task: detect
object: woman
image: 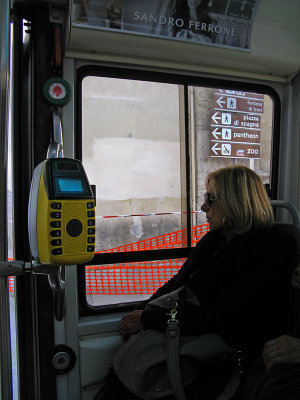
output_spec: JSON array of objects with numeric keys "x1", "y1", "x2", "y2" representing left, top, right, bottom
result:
[{"x1": 95, "y1": 165, "x2": 297, "y2": 400}]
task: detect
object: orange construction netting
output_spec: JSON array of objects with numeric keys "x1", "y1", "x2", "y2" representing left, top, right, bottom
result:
[{"x1": 85, "y1": 223, "x2": 209, "y2": 295}]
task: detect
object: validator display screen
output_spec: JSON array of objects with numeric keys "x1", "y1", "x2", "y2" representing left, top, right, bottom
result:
[{"x1": 56, "y1": 178, "x2": 84, "y2": 193}]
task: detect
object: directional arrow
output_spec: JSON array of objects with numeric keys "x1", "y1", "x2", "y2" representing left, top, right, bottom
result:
[
  {"x1": 211, "y1": 143, "x2": 221, "y2": 155},
  {"x1": 212, "y1": 128, "x2": 221, "y2": 139},
  {"x1": 211, "y1": 112, "x2": 221, "y2": 124},
  {"x1": 216, "y1": 96, "x2": 225, "y2": 108}
]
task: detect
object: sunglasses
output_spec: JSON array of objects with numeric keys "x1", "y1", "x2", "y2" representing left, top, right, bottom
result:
[{"x1": 204, "y1": 192, "x2": 217, "y2": 209}]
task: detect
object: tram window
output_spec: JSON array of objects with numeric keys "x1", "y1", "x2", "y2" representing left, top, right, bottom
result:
[{"x1": 81, "y1": 76, "x2": 274, "y2": 307}]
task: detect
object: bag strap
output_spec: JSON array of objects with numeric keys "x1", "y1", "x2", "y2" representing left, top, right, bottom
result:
[
  {"x1": 166, "y1": 318, "x2": 188, "y2": 400},
  {"x1": 166, "y1": 305, "x2": 242, "y2": 400}
]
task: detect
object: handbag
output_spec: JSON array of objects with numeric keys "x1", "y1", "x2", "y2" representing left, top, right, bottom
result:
[{"x1": 113, "y1": 285, "x2": 242, "y2": 400}]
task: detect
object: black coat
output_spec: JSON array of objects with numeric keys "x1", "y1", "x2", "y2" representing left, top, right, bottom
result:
[
  {"x1": 141, "y1": 228, "x2": 297, "y2": 371},
  {"x1": 95, "y1": 227, "x2": 297, "y2": 400}
]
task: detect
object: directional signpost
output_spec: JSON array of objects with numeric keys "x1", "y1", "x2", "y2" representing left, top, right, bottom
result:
[{"x1": 210, "y1": 90, "x2": 264, "y2": 160}]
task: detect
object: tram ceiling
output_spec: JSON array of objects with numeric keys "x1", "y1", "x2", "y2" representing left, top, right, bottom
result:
[{"x1": 65, "y1": 0, "x2": 300, "y2": 82}]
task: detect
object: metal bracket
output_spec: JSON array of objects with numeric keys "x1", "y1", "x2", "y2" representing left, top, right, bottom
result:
[
  {"x1": 0, "y1": 260, "x2": 26, "y2": 277},
  {"x1": 31, "y1": 263, "x2": 66, "y2": 321},
  {"x1": 48, "y1": 266, "x2": 66, "y2": 321},
  {"x1": 47, "y1": 107, "x2": 64, "y2": 159},
  {"x1": 0, "y1": 260, "x2": 66, "y2": 321}
]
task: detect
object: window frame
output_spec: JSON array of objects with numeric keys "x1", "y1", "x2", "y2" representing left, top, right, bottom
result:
[{"x1": 76, "y1": 65, "x2": 281, "y2": 317}]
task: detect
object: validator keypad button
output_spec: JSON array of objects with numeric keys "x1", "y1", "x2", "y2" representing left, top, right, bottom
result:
[
  {"x1": 50, "y1": 221, "x2": 61, "y2": 228},
  {"x1": 51, "y1": 202, "x2": 62, "y2": 210},
  {"x1": 50, "y1": 230, "x2": 61, "y2": 237},
  {"x1": 52, "y1": 248, "x2": 63, "y2": 255},
  {"x1": 51, "y1": 239, "x2": 62, "y2": 246},
  {"x1": 50, "y1": 212, "x2": 61, "y2": 219}
]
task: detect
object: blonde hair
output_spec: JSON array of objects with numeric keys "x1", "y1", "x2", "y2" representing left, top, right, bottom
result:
[{"x1": 206, "y1": 165, "x2": 274, "y2": 233}]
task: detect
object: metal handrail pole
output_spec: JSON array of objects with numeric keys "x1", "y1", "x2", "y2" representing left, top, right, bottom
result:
[{"x1": 0, "y1": 0, "x2": 13, "y2": 399}]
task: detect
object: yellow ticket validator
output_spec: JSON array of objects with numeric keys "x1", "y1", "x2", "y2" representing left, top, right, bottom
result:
[{"x1": 28, "y1": 158, "x2": 96, "y2": 265}]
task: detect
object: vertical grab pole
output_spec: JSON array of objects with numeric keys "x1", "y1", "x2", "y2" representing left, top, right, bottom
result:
[{"x1": 0, "y1": 0, "x2": 13, "y2": 399}]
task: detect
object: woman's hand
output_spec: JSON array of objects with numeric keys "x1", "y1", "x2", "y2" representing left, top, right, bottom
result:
[
  {"x1": 119, "y1": 310, "x2": 143, "y2": 338},
  {"x1": 292, "y1": 266, "x2": 300, "y2": 289},
  {"x1": 263, "y1": 335, "x2": 300, "y2": 371}
]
